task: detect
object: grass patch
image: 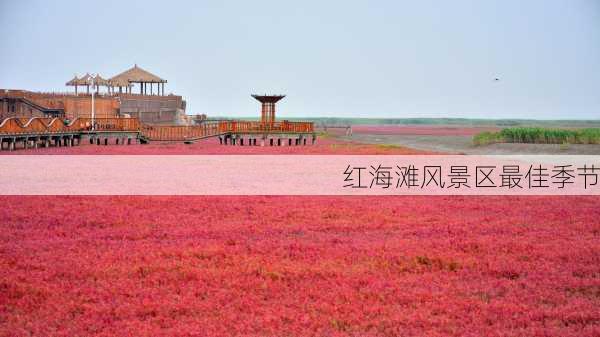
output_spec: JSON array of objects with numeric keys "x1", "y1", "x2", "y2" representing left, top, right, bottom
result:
[
  {"x1": 473, "y1": 127, "x2": 600, "y2": 146},
  {"x1": 473, "y1": 131, "x2": 502, "y2": 146},
  {"x1": 376, "y1": 144, "x2": 403, "y2": 149}
]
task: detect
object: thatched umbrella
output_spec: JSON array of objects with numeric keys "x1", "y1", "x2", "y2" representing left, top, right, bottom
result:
[
  {"x1": 93, "y1": 74, "x2": 111, "y2": 93},
  {"x1": 66, "y1": 75, "x2": 81, "y2": 94},
  {"x1": 78, "y1": 73, "x2": 92, "y2": 94}
]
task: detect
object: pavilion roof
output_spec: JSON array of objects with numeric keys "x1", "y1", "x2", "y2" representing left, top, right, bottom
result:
[
  {"x1": 109, "y1": 64, "x2": 166, "y2": 84},
  {"x1": 78, "y1": 73, "x2": 92, "y2": 85},
  {"x1": 251, "y1": 94, "x2": 286, "y2": 103},
  {"x1": 108, "y1": 77, "x2": 132, "y2": 87},
  {"x1": 93, "y1": 74, "x2": 110, "y2": 86},
  {"x1": 66, "y1": 75, "x2": 79, "y2": 86}
]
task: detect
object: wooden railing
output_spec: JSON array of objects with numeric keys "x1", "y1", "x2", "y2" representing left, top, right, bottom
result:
[
  {"x1": 0, "y1": 117, "x2": 140, "y2": 135},
  {"x1": 217, "y1": 120, "x2": 314, "y2": 134},
  {"x1": 0, "y1": 117, "x2": 314, "y2": 141},
  {"x1": 141, "y1": 122, "x2": 221, "y2": 141}
]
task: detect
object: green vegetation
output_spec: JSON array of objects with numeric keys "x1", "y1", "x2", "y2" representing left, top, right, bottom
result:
[
  {"x1": 376, "y1": 144, "x2": 403, "y2": 149},
  {"x1": 473, "y1": 127, "x2": 600, "y2": 146},
  {"x1": 473, "y1": 131, "x2": 502, "y2": 146}
]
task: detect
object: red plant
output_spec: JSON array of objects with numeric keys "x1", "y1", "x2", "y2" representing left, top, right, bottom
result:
[
  {"x1": 0, "y1": 136, "x2": 434, "y2": 155},
  {"x1": 1, "y1": 196, "x2": 599, "y2": 336}
]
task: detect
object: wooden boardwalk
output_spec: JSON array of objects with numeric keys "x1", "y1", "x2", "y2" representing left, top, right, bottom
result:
[{"x1": 0, "y1": 117, "x2": 315, "y2": 150}]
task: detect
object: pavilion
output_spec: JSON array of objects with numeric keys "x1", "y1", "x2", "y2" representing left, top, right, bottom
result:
[
  {"x1": 66, "y1": 73, "x2": 114, "y2": 94},
  {"x1": 109, "y1": 64, "x2": 167, "y2": 95},
  {"x1": 252, "y1": 94, "x2": 285, "y2": 127},
  {"x1": 66, "y1": 73, "x2": 93, "y2": 94}
]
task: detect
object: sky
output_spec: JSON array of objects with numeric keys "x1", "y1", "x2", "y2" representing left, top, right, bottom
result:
[{"x1": 1, "y1": 0, "x2": 599, "y2": 119}]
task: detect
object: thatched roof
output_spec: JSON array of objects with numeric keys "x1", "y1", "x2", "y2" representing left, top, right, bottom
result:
[
  {"x1": 66, "y1": 75, "x2": 80, "y2": 86},
  {"x1": 93, "y1": 74, "x2": 110, "y2": 86},
  {"x1": 109, "y1": 64, "x2": 166, "y2": 83},
  {"x1": 78, "y1": 73, "x2": 92, "y2": 85},
  {"x1": 65, "y1": 73, "x2": 92, "y2": 86},
  {"x1": 108, "y1": 77, "x2": 132, "y2": 87}
]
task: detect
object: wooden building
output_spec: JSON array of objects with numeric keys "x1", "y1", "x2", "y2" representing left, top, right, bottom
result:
[
  {"x1": 0, "y1": 90, "x2": 119, "y2": 120},
  {"x1": 2, "y1": 65, "x2": 187, "y2": 124}
]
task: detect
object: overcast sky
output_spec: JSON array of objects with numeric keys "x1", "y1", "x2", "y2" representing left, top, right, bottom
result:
[{"x1": 1, "y1": 0, "x2": 599, "y2": 119}]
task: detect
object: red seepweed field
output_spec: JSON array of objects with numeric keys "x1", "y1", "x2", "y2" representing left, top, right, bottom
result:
[
  {"x1": 1, "y1": 140, "x2": 599, "y2": 336},
  {"x1": 0, "y1": 137, "x2": 433, "y2": 155}
]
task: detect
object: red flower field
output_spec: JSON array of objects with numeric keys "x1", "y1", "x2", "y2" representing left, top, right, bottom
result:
[
  {"x1": 1, "y1": 195, "x2": 599, "y2": 336},
  {"x1": 0, "y1": 137, "x2": 432, "y2": 155},
  {"x1": 1, "y1": 138, "x2": 598, "y2": 336}
]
